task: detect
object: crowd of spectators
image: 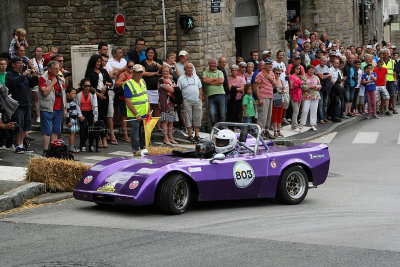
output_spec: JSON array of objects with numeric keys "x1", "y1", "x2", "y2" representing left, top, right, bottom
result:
[{"x1": 0, "y1": 27, "x2": 399, "y2": 155}]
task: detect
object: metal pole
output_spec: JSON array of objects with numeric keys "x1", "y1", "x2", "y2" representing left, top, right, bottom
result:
[
  {"x1": 162, "y1": 0, "x2": 167, "y2": 59},
  {"x1": 361, "y1": 0, "x2": 365, "y2": 44},
  {"x1": 176, "y1": 9, "x2": 181, "y2": 53}
]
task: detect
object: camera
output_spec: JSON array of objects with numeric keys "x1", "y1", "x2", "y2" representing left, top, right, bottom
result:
[
  {"x1": 29, "y1": 69, "x2": 34, "y2": 75},
  {"x1": 55, "y1": 92, "x2": 61, "y2": 97}
]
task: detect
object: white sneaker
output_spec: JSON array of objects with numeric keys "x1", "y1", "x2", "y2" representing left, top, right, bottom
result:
[
  {"x1": 310, "y1": 125, "x2": 317, "y2": 131},
  {"x1": 36, "y1": 117, "x2": 40, "y2": 123}
]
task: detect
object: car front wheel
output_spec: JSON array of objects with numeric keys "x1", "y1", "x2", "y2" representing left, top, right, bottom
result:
[
  {"x1": 276, "y1": 165, "x2": 308, "y2": 205},
  {"x1": 157, "y1": 174, "x2": 191, "y2": 214}
]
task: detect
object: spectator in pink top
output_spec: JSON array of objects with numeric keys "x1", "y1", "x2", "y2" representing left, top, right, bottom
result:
[
  {"x1": 289, "y1": 64, "x2": 304, "y2": 130},
  {"x1": 254, "y1": 59, "x2": 278, "y2": 139},
  {"x1": 227, "y1": 64, "x2": 244, "y2": 122}
]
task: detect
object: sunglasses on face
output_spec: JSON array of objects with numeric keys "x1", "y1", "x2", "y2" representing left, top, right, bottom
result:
[
  {"x1": 240, "y1": 66, "x2": 246, "y2": 68},
  {"x1": 128, "y1": 65, "x2": 134, "y2": 68},
  {"x1": 58, "y1": 60, "x2": 64, "y2": 63},
  {"x1": 83, "y1": 85, "x2": 91, "y2": 88},
  {"x1": 275, "y1": 72, "x2": 281, "y2": 75}
]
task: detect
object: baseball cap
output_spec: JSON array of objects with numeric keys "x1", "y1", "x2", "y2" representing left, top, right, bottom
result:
[
  {"x1": 366, "y1": 45, "x2": 373, "y2": 49},
  {"x1": 316, "y1": 49, "x2": 322, "y2": 54},
  {"x1": 238, "y1": 61, "x2": 247, "y2": 67},
  {"x1": 132, "y1": 64, "x2": 144, "y2": 72},
  {"x1": 179, "y1": 50, "x2": 188, "y2": 56},
  {"x1": 262, "y1": 50, "x2": 271, "y2": 55},
  {"x1": 293, "y1": 55, "x2": 300, "y2": 59},
  {"x1": 264, "y1": 59, "x2": 273, "y2": 64},
  {"x1": 304, "y1": 30, "x2": 310, "y2": 35},
  {"x1": 10, "y1": 56, "x2": 22, "y2": 64},
  {"x1": 329, "y1": 51, "x2": 336, "y2": 56}
]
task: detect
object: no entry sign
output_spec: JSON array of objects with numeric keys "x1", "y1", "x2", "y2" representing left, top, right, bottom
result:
[{"x1": 115, "y1": 14, "x2": 126, "y2": 35}]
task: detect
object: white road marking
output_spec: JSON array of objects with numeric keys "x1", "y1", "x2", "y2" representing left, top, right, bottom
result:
[
  {"x1": 310, "y1": 132, "x2": 338, "y2": 144},
  {"x1": 108, "y1": 151, "x2": 133, "y2": 157},
  {"x1": 352, "y1": 132, "x2": 379, "y2": 144},
  {"x1": 82, "y1": 156, "x2": 112, "y2": 161},
  {"x1": 0, "y1": 166, "x2": 27, "y2": 181}
]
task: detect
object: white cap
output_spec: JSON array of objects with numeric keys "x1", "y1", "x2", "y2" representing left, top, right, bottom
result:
[
  {"x1": 262, "y1": 50, "x2": 271, "y2": 55},
  {"x1": 179, "y1": 50, "x2": 188, "y2": 56},
  {"x1": 132, "y1": 64, "x2": 144, "y2": 72},
  {"x1": 366, "y1": 45, "x2": 373, "y2": 49}
]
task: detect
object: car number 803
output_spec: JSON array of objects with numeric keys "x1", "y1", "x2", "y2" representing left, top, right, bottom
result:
[{"x1": 233, "y1": 161, "x2": 255, "y2": 188}]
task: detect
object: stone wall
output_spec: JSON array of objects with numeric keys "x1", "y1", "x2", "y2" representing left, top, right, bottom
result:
[
  {"x1": 300, "y1": 0, "x2": 362, "y2": 47},
  {"x1": 25, "y1": 0, "x2": 116, "y2": 68},
  {"x1": 259, "y1": 0, "x2": 288, "y2": 55}
]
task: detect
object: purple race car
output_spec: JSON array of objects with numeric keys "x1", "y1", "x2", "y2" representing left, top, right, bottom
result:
[{"x1": 74, "y1": 122, "x2": 330, "y2": 214}]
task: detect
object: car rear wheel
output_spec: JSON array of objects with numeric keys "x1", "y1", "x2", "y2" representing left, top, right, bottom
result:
[
  {"x1": 276, "y1": 165, "x2": 308, "y2": 205},
  {"x1": 157, "y1": 174, "x2": 191, "y2": 214}
]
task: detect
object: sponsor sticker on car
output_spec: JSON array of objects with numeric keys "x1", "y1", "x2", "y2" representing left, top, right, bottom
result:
[
  {"x1": 97, "y1": 180, "x2": 118, "y2": 192},
  {"x1": 129, "y1": 180, "x2": 139, "y2": 190},
  {"x1": 233, "y1": 161, "x2": 255, "y2": 188}
]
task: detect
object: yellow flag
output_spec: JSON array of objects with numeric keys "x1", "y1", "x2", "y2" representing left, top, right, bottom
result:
[{"x1": 144, "y1": 117, "x2": 160, "y2": 148}]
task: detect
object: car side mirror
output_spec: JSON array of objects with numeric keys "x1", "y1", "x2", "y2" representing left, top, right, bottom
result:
[
  {"x1": 210, "y1": 153, "x2": 225, "y2": 163},
  {"x1": 239, "y1": 126, "x2": 249, "y2": 142}
]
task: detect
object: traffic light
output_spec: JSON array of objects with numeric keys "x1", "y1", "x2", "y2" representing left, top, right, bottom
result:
[{"x1": 180, "y1": 15, "x2": 195, "y2": 32}]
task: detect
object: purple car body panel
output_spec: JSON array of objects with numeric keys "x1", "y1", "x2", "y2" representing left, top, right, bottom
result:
[{"x1": 74, "y1": 138, "x2": 330, "y2": 206}]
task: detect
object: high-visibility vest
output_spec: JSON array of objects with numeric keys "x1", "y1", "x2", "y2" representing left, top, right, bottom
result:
[
  {"x1": 383, "y1": 59, "x2": 395, "y2": 82},
  {"x1": 125, "y1": 79, "x2": 149, "y2": 117}
]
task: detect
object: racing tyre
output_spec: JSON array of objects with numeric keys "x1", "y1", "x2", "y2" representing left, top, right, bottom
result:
[
  {"x1": 276, "y1": 165, "x2": 308, "y2": 205},
  {"x1": 157, "y1": 174, "x2": 191, "y2": 214}
]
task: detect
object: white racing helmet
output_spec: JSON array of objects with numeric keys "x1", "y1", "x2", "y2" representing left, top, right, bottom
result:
[{"x1": 215, "y1": 129, "x2": 237, "y2": 154}]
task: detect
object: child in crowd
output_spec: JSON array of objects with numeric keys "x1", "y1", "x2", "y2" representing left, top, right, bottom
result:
[
  {"x1": 362, "y1": 64, "x2": 378, "y2": 119},
  {"x1": 355, "y1": 60, "x2": 365, "y2": 114},
  {"x1": 43, "y1": 46, "x2": 58, "y2": 67},
  {"x1": 242, "y1": 84, "x2": 256, "y2": 123},
  {"x1": 9, "y1": 28, "x2": 29, "y2": 58},
  {"x1": 66, "y1": 88, "x2": 81, "y2": 153}
]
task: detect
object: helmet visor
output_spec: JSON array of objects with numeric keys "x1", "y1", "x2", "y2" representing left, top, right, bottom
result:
[{"x1": 216, "y1": 138, "x2": 229, "y2": 147}]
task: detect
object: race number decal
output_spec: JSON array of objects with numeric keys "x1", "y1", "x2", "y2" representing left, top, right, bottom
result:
[{"x1": 233, "y1": 161, "x2": 255, "y2": 188}]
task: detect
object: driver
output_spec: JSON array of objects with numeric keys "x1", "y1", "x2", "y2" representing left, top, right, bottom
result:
[{"x1": 215, "y1": 129, "x2": 239, "y2": 156}]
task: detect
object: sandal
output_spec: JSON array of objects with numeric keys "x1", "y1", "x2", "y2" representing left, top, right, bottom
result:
[
  {"x1": 163, "y1": 140, "x2": 172, "y2": 145},
  {"x1": 188, "y1": 136, "x2": 195, "y2": 142},
  {"x1": 194, "y1": 136, "x2": 201, "y2": 142},
  {"x1": 110, "y1": 139, "x2": 118, "y2": 145},
  {"x1": 273, "y1": 131, "x2": 279, "y2": 137},
  {"x1": 277, "y1": 131, "x2": 284, "y2": 137},
  {"x1": 170, "y1": 139, "x2": 178, "y2": 144},
  {"x1": 123, "y1": 137, "x2": 131, "y2": 142}
]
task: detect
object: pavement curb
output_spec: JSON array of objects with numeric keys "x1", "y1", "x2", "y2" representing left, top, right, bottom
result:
[
  {"x1": 0, "y1": 182, "x2": 45, "y2": 212},
  {"x1": 33, "y1": 192, "x2": 73, "y2": 205},
  {"x1": 276, "y1": 115, "x2": 364, "y2": 146}
]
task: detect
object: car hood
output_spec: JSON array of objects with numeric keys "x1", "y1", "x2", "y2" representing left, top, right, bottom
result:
[{"x1": 76, "y1": 154, "x2": 208, "y2": 194}]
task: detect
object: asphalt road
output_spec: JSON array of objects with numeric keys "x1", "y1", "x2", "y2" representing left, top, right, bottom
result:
[{"x1": 1, "y1": 115, "x2": 400, "y2": 266}]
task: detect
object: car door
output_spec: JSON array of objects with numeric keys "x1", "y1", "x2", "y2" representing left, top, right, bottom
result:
[{"x1": 192, "y1": 154, "x2": 269, "y2": 201}]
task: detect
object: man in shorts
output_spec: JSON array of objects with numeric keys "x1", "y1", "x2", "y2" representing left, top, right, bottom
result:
[
  {"x1": 177, "y1": 63, "x2": 202, "y2": 142},
  {"x1": 382, "y1": 49, "x2": 398, "y2": 114},
  {"x1": 373, "y1": 60, "x2": 390, "y2": 115}
]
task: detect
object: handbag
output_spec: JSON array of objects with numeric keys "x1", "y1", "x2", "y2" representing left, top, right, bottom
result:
[{"x1": 273, "y1": 92, "x2": 283, "y2": 107}]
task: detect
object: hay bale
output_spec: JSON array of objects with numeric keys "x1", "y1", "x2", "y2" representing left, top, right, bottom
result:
[
  {"x1": 26, "y1": 157, "x2": 90, "y2": 192},
  {"x1": 134, "y1": 146, "x2": 184, "y2": 156}
]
